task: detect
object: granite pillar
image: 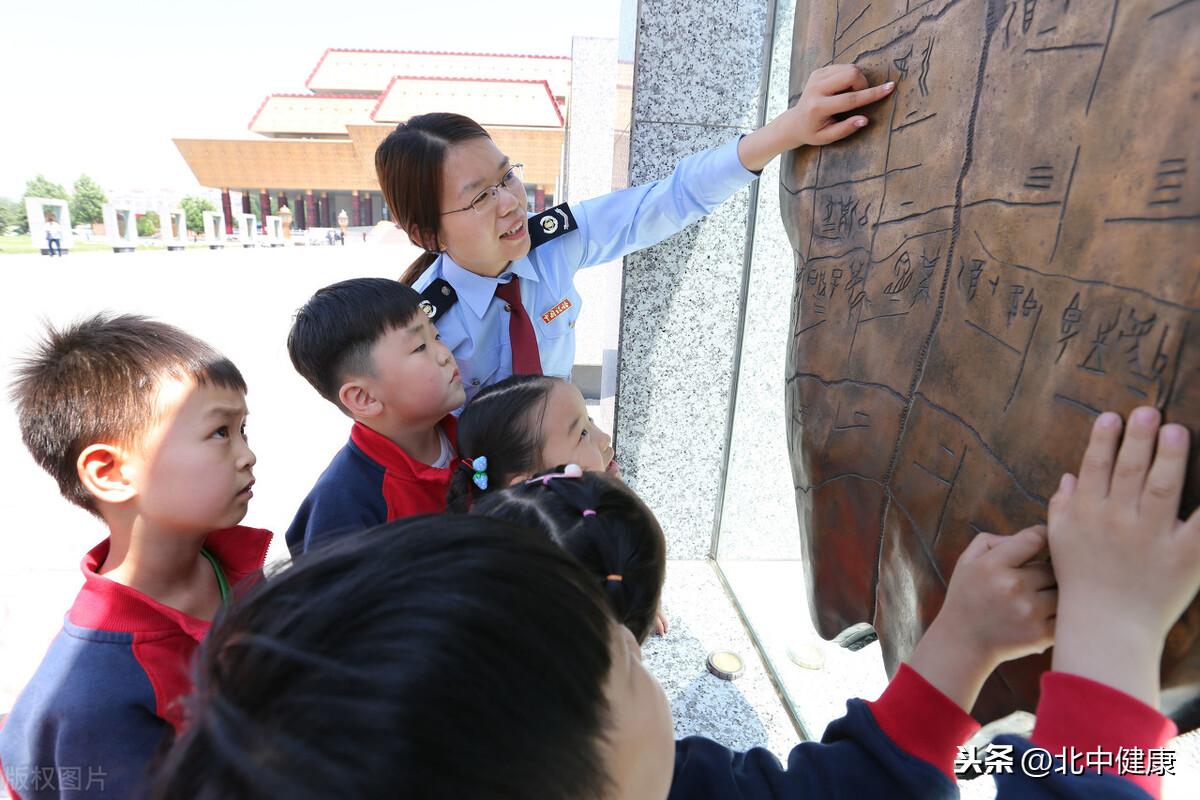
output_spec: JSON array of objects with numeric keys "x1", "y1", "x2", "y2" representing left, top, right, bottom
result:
[
  {"x1": 259, "y1": 189, "x2": 272, "y2": 222},
  {"x1": 320, "y1": 192, "x2": 331, "y2": 228},
  {"x1": 363, "y1": 192, "x2": 373, "y2": 226},
  {"x1": 351, "y1": 190, "x2": 361, "y2": 226},
  {"x1": 712, "y1": 0, "x2": 801, "y2": 561},
  {"x1": 305, "y1": 191, "x2": 316, "y2": 231},
  {"x1": 615, "y1": 0, "x2": 772, "y2": 559},
  {"x1": 241, "y1": 192, "x2": 252, "y2": 216}
]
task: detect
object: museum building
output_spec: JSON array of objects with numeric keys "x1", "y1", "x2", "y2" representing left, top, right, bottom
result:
[{"x1": 174, "y1": 48, "x2": 572, "y2": 231}]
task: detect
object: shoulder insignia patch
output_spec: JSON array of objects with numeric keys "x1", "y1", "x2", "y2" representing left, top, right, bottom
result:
[
  {"x1": 418, "y1": 278, "x2": 457, "y2": 323},
  {"x1": 528, "y1": 203, "x2": 577, "y2": 249}
]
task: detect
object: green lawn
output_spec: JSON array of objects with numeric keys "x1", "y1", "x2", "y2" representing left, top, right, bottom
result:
[{"x1": 0, "y1": 234, "x2": 206, "y2": 254}]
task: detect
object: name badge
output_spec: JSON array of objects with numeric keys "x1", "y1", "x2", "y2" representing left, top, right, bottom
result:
[{"x1": 541, "y1": 298, "x2": 573, "y2": 324}]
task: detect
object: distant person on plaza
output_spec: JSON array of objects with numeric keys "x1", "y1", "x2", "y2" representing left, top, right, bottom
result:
[
  {"x1": 285, "y1": 277, "x2": 465, "y2": 556},
  {"x1": 44, "y1": 214, "x2": 63, "y2": 256},
  {"x1": 376, "y1": 64, "x2": 895, "y2": 407},
  {"x1": 0, "y1": 314, "x2": 269, "y2": 800}
]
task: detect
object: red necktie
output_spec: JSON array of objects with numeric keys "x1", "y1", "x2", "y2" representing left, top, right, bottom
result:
[{"x1": 495, "y1": 276, "x2": 543, "y2": 376}]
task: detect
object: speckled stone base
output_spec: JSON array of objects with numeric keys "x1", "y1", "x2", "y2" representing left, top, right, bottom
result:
[{"x1": 644, "y1": 560, "x2": 798, "y2": 758}]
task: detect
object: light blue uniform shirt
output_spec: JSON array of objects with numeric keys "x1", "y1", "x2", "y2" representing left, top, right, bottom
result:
[{"x1": 414, "y1": 136, "x2": 758, "y2": 406}]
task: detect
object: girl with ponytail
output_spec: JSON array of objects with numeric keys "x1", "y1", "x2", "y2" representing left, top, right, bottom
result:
[
  {"x1": 446, "y1": 374, "x2": 618, "y2": 513},
  {"x1": 471, "y1": 465, "x2": 666, "y2": 643}
]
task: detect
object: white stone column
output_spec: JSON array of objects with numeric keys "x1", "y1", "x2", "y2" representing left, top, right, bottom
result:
[{"x1": 565, "y1": 36, "x2": 621, "y2": 432}]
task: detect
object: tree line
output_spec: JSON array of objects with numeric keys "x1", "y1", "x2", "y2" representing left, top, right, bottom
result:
[{"x1": 0, "y1": 176, "x2": 215, "y2": 237}]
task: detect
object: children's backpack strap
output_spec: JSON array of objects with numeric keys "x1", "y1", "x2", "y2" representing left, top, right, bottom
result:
[
  {"x1": 528, "y1": 203, "x2": 577, "y2": 249},
  {"x1": 419, "y1": 279, "x2": 457, "y2": 323}
]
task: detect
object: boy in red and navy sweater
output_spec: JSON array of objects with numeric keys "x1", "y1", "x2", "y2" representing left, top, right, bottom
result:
[
  {"x1": 285, "y1": 278, "x2": 467, "y2": 556},
  {"x1": 0, "y1": 315, "x2": 272, "y2": 800}
]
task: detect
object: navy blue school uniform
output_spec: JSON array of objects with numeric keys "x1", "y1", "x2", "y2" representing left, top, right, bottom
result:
[
  {"x1": 0, "y1": 527, "x2": 272, "y2": 800},
  {"x1": 669, "y1": 664, "x2": 1174, "y2": 799},
  {"x1": 414, "y1": 136, "x2": 758, "y2": 405},
  {"x1": 285, "y1": 417, "x2": 458, "y2": 557}
]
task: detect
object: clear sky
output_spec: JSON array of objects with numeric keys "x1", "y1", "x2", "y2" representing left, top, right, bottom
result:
[{"x1": 0, "y1": 0, "x2": 626, "y2": 199}]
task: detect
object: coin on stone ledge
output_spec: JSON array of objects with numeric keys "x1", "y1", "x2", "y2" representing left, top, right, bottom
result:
[{"x1": 706, "y1": 651, "x2": 745, "y2": 680}]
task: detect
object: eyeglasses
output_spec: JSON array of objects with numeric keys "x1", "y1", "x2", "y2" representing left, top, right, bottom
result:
[{"x1": 441, "y1": 164, "x2": 525, "y2": 216}]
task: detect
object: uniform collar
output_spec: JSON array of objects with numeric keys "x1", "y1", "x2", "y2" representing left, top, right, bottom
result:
[
  {"x1": 67, "y1": 526, "x2": 273, "y2": 638},
  {"x1": 350, "y1": 417, "x2": 458, "y2": 479},
  {"x1": 438, "y1": 252, "x2": 540, "y2": 320}
]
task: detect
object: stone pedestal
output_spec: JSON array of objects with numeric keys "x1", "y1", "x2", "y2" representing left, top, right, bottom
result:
[
  {"x1": 234, "y1": 213, "x2": 257, "y2": 247},
  {"x1": 615, "y1": 0, "x2": 772, "y2": 560},
  {"x1": 264, "y1": 215, "x2": 284, "y2": 246},
  {"x1": 202, "y1": 210, "x2": 226, "y2": 249},
  {"x1": 102, "y1": 204, "x2": 138, "y2": 253},
  {"x1": 158, "y1": 207, "x2": 187, "y2": 251}
]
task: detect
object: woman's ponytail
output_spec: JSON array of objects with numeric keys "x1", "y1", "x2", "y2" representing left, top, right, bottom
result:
[{"x1": 400, "y1": 251, "x2": 439, "y2": 286}]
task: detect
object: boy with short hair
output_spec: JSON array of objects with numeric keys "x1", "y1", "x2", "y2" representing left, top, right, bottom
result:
[
  {"x1": 285, "y1": 277, "x2": 466, "y2": 556},
  {"x1": 0, "y1": 314, "x2": 271, "y2": 800}
]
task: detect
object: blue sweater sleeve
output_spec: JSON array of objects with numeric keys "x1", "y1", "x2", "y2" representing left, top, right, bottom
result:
[
  {"x1": 285, "y1": 444, "x2": 388, "y2": 557},
  {"x1": 0, "y1": 630, "x2": 172, "y2": 799},
  {"x1": 285, "y1": 487, "x2": 386, "y2": 557},
  {"x1": 992, "y1": 736, "x2": 1156, "y2": 799},
  {"x1": 669, "y1": 700, "x2": 958, "y2": 800}
]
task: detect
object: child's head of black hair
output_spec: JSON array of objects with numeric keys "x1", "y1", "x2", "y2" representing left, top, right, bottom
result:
[
  {"x1": 447, "y1": 373, "x2": 559, "y2": 511},
  {"x1": 10, "y1": 313, "x2": 245, "y2": 515},
  {"x1": 472, "y1": 468, "x2": 666, "y2": 643},
  {"x1": 151, "y1": 514, "x2": 615, "y2": 800},
  {"x1": 287, "y1": 277, "x2": 424, "y2": 412}
]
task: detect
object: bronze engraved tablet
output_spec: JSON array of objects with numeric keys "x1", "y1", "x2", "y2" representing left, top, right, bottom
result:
[{"x1": 783, "y1": 0, "x2": 1199, "y2": 724}]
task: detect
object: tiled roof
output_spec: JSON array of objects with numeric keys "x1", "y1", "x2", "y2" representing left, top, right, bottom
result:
[
  {"x1": 249, "y1": 94, "x2": 379, "y2": 136},
  {"x1": 371, "y1": 76, "x2": 564, "y2": 128},
  {"x1": 306, "y1": 48, "x2": 571, "y2": 99}
]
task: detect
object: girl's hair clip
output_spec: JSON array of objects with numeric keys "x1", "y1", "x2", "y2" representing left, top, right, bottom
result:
[
  {"x1": 461, "y1": 456, "x2": 489, "y2": 491},
  {"x1": 525, "y1": 463, "x2": 583, "y2": 486}
]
